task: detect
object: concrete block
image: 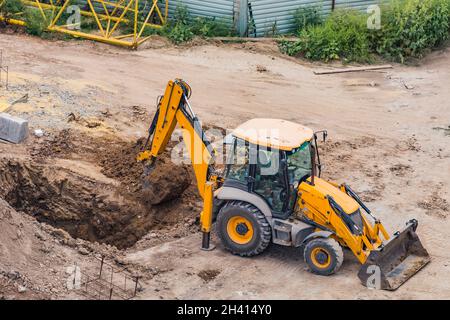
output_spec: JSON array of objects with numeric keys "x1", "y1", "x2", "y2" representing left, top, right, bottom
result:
[{"x1": 0, "y1": 113, "x2": 29, "y2": 144}]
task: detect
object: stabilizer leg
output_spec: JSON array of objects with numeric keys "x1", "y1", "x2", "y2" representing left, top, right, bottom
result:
[{"x1": 200, "y1": 182, "x2": 215, "y2": 251}]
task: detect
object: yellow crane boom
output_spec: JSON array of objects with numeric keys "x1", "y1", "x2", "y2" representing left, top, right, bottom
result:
[{"x1": 138, "y1": 79, "x2": 219, "y2": 250}]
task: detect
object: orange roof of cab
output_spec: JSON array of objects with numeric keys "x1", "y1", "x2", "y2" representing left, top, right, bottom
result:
[{"x1": 232, "y1": 118, "x2": 314, "y2": 151}]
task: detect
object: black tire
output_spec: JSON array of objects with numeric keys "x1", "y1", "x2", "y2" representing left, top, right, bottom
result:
[
  {"x1": 216, "y1": 201, "x2": 271, "y2": 257},
  {"x1": 304, "y1": 237, "x2": 343, "y2": 276}
]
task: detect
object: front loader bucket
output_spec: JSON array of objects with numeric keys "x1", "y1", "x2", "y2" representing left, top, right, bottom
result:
[{"x1": 358, "y1": 219, "x2": 430, "y2": 290}]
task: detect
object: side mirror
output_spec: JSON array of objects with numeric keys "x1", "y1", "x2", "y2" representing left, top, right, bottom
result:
[{"x1": 314, "y1": 130, "x2": 328, "y2": 143}]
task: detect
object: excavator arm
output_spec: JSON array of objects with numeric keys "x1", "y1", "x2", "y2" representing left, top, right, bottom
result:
[{"x1": 138, "y1": 79, "x2": 217, "y2": 250}]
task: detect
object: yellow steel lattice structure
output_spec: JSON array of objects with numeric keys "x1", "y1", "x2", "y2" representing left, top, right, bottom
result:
[{"x1": 0, "y1": 0, "x2": 169, "y2": 48}]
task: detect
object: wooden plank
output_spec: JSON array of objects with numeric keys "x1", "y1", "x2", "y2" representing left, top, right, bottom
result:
[{"x1": 314, "y1": 64, "x2": 393, "y2": 75}]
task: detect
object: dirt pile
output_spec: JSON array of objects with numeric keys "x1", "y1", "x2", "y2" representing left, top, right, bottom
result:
[
  {"x1": 0, "y1": 197, "x2": 133, "y2": 300},
  {"x1": 0, "y1": 158, "x2": 155, "y2": 249},
  {"x1": 30, "y1": 129, "x2": 74, "y2": 159},
  {"x1": 2, "y1": 129, "x2": 196, "y2": 249},
  {"x1": 141, "y1": 159, "x2": 191, "y2": 205},
  {"x1": 0, "y1": 199, "x2": 69, "y2": 299},
  {"x1": 31, "y1": 130, "x2": 193, "y2": 205},
  {"x1": 96, "y1": 137, "x2": 192, "y2": 205}
]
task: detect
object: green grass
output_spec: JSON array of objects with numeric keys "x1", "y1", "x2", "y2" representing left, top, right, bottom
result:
[
  {"x1": 161, "y1": 5, "x2": 236, "y2": 44},
  {"x1": 23, "y1": 8, "x2": 47, "y2": 36},
  {"x1": 3, "y1": 0, "x2": 449, "y2": 58},
  {"x1": 371, "y1": 0, "x2": 450, "y2": 62},
  {"x1": 0, "y1": 0, "x2": 24, "y2": 18},
  {"x1": 292, "y1": 5, "x2": 323, "y2": 32},
  {"x1": 120, "y1": 5, "x2": 234, "y2": 44},
  {"x1": 281, "y1": 9, "x2": 371, "y2": 62},
  {"x1": 281, "y1": 0, "x2": 450, "y2": 63}
]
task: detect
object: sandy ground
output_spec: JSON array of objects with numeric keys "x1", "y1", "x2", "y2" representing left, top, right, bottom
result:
[{"x1": 0, "y1": 32, "x2": 449, "y2": 299}]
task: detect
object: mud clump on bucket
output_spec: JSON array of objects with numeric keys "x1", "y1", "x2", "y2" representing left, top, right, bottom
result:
[
  {"x1": 142, "y1": 158, "x2": 191, "y2": 205},
  {"x1": 97, "y1": 138, "x2": 192, "y2": 205}
]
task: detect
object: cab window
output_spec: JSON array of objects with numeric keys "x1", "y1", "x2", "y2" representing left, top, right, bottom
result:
[
  {"x1": 287, "y1": 141, "x2": 312, "y2": 188},
  {"x1": 253, "y1": 147, "x2": 288, "y2": 213},
  {"x1": 225, "y1": 138, "x2": 250, "y2": 184}
]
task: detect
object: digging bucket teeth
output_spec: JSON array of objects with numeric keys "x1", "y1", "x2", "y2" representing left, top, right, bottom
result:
[{"x1": 358, "y1": 219, "x2": 430, "y2": 291}]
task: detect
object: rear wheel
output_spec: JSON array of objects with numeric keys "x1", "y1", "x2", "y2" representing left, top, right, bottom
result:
[
  {"x1": 304, "y1": 238, "x2": 343, "y2": 276},
  {"x1": 216, "y1": 201, "x2": 271, "y2": 257}
]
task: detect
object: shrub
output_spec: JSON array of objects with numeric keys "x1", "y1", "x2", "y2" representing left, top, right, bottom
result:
[
  {"x1": 81, "y1": 17, "x2": 100, "y2": 31},
  {"x1": 191, "y1": 16, "x2": 232, "y2": 37},
  {"x1": 120, "y1": 10, "x2": 163, "y2": 37},
  {"x1": 281, "y1": 10, "x2": 370, "y2": 62},
  {"x1": 0, "y1": 0, "x2": 25, "y2": 18},
  {"x1": 162, "y1": 5, "x2": 194, "y2": 44},
  {"x1": 24, "y1": 8, "x2": 47, "y2": 36},
  {"x1": 166, "y1": 22, "x2": 194, "y2": 44},
  {"x1": 264, "y1": 20, "x2": 278, "y2": 37},
  {"x1": 292, "y1": 5, "x2": 323, "y2": 32},
  {"x1": 372, "y1": 0, "x2": 450, "y2": 62},
  {"x1": 173, "y1": 3, "x2": 190, "y2": 25},
  {"x1": 282, "y1": 0, "x2": 450, "y2": 63},
  {"x1": 163, "y1": 4, "x2": 235, "y2": 44}
]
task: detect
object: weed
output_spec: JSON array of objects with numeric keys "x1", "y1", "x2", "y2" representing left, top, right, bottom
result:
[
  {"x1": 162, "y1": 4, "x2": 234, "y2": 44},
  {"x1": 166, "y1": 21, "x2": 194, "y2": 44},
  {"x1": 0, "y1": 0, "x2": 24, "y2": 18},
  {"x1": 372, "y1": 0, "x2": 450, "y2": 62},
  {"x1": 81, "y1": 17, "x2": 101, "y2": 32},
  {"x1": 24, "y1": 8, "x2": 47, "y2": 36},
  {"x1": 293, "y1": 5, "x2": 323, "y2": 32},
  {"x1": 281, "y1": 10, "x2": 370, "y2": 62},
  {"x1": 264, "y1": 20, "x2": 278, "y2": 37},
  {"x1": 191, "y1": 16, "x2": 233, "y2": 37},
  {"x1": 282, "y1": 0, "x2": 450, "y2": 63}
]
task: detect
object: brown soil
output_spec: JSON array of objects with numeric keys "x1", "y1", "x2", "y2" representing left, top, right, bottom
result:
[
  {"x1": 141, "y1": 159, "x2": 191, "y2": 205},
  {"x1": 197, "y1": 269, "x2": 221, "y2": 282},
  {"x1": 1, "y1": 129, "x2": 194, "y2": 249},
  {"x1": 0, "y1": 198, "x2": 80, "y2": 299},
  {"x1": 0, "y1": 158, "x2": 154, "y2": 248},
  {"x1": 389, "y1": 164, "x2": 413, "y2": 177},
  {"x1": 1, "y1": 32, "x2": 450, "y2": 299},
  {"x1": 30, "y1": 129, "x2": 193, "y2": 204},
  {"x1": 418, "y1": 190, "x2": 449, "y2": 219},
  {"x1": 95, "y1": 136, "x2": 192, "y2": 205}
]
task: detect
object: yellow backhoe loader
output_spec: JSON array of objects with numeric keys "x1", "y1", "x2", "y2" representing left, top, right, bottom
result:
[{"x1": 137, "y1": 79, "x2": 430, "y2": 290}]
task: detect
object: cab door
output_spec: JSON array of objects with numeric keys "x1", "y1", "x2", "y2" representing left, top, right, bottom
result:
[{"x1": 252, "y1": 147, "x2": 290, "y2": 218}]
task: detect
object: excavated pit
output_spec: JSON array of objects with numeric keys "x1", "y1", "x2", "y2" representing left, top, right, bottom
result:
[
  {"x1": 0, "y1": 158, "x2": 153, "y2": 248},
  {"x1": 0, "y1": 132, "x2": 194, "y2": 249}
]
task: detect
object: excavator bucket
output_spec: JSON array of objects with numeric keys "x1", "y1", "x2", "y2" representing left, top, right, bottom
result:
[{"x1": 358, "y1": 219, "x2": 430, "y2": 290}]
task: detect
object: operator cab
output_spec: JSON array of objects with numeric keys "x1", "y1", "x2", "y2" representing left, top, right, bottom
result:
[{"x1": 224, "y1": 119, "x2": 323, "y2": 219}]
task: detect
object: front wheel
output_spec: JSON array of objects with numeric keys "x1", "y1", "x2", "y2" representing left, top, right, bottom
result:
[
  {"x1": 304, "y1": 237, "x2": 344, "y2": 276},
  {"x1": 216, "y1": 201, "x2": 271, "y2": 257}
]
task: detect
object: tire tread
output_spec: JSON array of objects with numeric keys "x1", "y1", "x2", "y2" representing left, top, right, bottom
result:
[
  {"x1": 304, "y1": 237, "x2": 343, "y2": 275},
  {"x1": 217, "y1": 201, "x2": 271, "y2": 257}
]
